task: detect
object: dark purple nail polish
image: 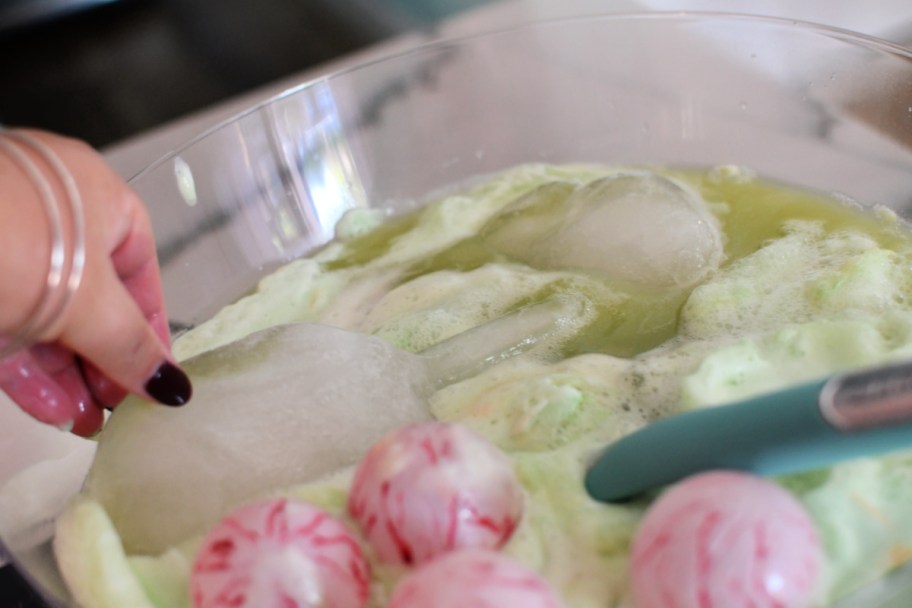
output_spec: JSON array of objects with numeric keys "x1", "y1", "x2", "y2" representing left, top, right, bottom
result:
[{"x1": 145, "y1": 362, "x2": 192, "y2": 406}]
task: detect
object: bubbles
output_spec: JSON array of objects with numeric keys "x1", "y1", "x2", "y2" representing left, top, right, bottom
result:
[
  {"x1": 679, "y1": 220, "x2": 900, "y2": 342},
  {"x1": 89, "y1": 306, "x2": 570, "y2": 555},
  {"x1": 427, "y1": 345, "x2": 708, "y2": 454},
  {"x1": 362, "y1": 264, "x2": 559, "y2": 352},
  {"x1": 87, "y1": 324, "x2": 433, "y2": 554}
]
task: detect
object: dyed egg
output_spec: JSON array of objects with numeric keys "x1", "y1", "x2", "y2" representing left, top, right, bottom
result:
[
  {"x1": 389, "y1": 549, "x2": 565, "y2": 607},
  {"x1": 191, "y1": 499, "x2": 369, "y2": 608},
  {"x1": 347, "y1": 421, "x2": 524, "y2": 565},
  {"x1": 630, "y1": 471, "x2": 822, "y2": 608}
]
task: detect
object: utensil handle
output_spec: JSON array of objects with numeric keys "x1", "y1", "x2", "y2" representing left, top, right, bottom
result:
[
  {"x1": 586, "y1": 367, "x2": 912, "y2": 503},
  {"x1": 821, "y1": 359, "x2": 912, "y2": 430}
]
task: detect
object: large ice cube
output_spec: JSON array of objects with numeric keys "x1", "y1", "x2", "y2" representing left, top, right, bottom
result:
[
  {"x1": 483, "y1": 173, "x2": 724, "y2": 288},
  {"x1": 548, "y1": 173, "x2": 724, "y2": 287},
  {"x1": 87, "y1": 324, "x2": 432, "y2": 554}
]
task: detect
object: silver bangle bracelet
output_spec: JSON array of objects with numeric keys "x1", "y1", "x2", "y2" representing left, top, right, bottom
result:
[{"x1": 0, "y1": 130, "x2": 86, "y2": 357}]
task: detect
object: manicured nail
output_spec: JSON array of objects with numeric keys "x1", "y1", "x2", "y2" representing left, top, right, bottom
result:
[{"x1": 145, "y1": 362, "x2": 192, "y2": 406}]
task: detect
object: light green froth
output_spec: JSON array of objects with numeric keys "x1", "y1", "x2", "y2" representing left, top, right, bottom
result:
[
  {"x1": 56, "y1": 163, "x2": 912, "y2": 607},
  {"x1": 800, "y1": 454, "x2": 912, "y2": 599},
  {"x1": 682, "y1": 313, "x2": 912, "y2": 409}
]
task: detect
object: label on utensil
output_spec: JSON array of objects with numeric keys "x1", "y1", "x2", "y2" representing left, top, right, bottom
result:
[{"x1": 820, "y1": 361, "x2": 912, "y2": 430}]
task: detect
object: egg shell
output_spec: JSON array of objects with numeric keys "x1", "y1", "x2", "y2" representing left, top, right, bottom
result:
[
  {"x1": 191, "y1": 498, "x2": 370, "y2": 608},
  {"x1": 347, "y1": 421, "x2": 524, "y2": 565},
  {"x1": 389, "y1": 549, "x2": 565, "y2": 607},
  {"x1": 630, "y1": 471, "x2": 823, "y2": 608}
]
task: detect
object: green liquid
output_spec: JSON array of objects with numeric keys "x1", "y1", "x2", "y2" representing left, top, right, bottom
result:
[
  {"x1": 320, "y1": 168, "x2": 909, "y2": 359},
  {"x1": 690, "y1": 170, "x2": 907, "y2": 261}
]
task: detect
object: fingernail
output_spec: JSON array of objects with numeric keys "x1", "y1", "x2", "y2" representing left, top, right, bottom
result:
[{"x1": 145, "y1": 362, "x2": 192, "y2": 406}]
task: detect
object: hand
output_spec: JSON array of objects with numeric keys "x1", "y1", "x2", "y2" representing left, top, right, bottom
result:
[{"x1": 0, "y1": 129, "x2": 191, "y2": 437}]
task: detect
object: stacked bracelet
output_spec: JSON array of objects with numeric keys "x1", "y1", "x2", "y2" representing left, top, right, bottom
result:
[{"x1": 0, "y1": 130, "x2": 86, "y2": 358}]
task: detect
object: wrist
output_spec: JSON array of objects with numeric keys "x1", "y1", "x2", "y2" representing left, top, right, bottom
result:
[{"x1": 0, "y1": 129, "x2": 85, "y2": 356}]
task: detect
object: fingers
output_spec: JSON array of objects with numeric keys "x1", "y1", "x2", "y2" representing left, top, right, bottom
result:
[
  {"x1": 1, "y1": 129, "x2": 192, "y2": 434},
  {"x1": 0, "y1": 352, "x2": 73, "y2": 429},
  {"x1": 82, "y1": 363, "x2": 128, "y2": 409},
  {"x1": 59, "y1": 243, "x2": 192, "y2": 408},
  {"x1": 82, "y1": 202, "x2": 172, "y2": 407},
  {"x1": 38, "y1": 130, "x2": 191, "y2": 406},
  {"x1": 50, "y1": 357, "x2": 106, "y2": 437},
  {"x1": 0, "y1": 346, "x2": 104, "y2": 437},
  {"x1": 111, "y1": 204, "x2": 172, "y2": 347}
]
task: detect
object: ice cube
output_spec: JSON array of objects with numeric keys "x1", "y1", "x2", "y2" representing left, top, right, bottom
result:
[
  {"x1": 421, "y1": 295, "x2": 593, "y2": 385},
  {"x1": 479, "y1": 181, "x2": 577, "y2": 260},
  {"x1": 87, "y1": 324, "x2": 432, "y2": 554},
  {"x1": 87, "y1": 303, "x2": 569, "y2": 555},
  {"x1": 545, "y1": 173, "x2": 724, "y2": 288},
  {"x1": 481, "y1": 173, "x2": 723, "y2": 288}
]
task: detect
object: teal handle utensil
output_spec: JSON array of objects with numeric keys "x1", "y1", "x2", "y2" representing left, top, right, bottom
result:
[{"x1": 585, "y1": 360, "x2": 912, "y2": 503}]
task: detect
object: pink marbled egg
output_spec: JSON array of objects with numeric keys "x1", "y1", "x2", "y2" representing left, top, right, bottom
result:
[
  {"x1": 191, "y1": 499, "x2": 370, "y2": 608},
  {"x1": 347, "y1": 421, "x2": 524, "y2": 566},
  {"x1": 630, "y1": 471, "x2": 822, "y2": 608},
  {"x1": 389, "y1": 549, "x2": 565, "y2": 607}
]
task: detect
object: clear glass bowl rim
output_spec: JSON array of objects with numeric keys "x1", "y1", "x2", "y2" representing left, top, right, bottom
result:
[{"x1": 127, "y1": 10, "x2": 912, "y2": 184}]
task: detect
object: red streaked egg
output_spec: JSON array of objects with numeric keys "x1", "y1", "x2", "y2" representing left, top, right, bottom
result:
[
  {"x1": 191, "y1": 498, "x2": 369, "y2": 608},
  {"x1": 347, "y1": 421, "x2": 523, "y2": 566},
  {"x1": 630, "y1": 471, "x2": 822, "y2": 608},
  {"x1": 389, "y1": 549, "x2": 565, "y2": 607}
]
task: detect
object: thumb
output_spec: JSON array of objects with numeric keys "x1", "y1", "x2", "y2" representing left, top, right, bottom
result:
[{"x1": 60, "y1": 263, "x2": 192, "y2": 407}]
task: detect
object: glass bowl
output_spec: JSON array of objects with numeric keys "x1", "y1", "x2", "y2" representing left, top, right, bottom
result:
[{"x1": 3, "y1": 11, "x2": 912, "y2": 607}]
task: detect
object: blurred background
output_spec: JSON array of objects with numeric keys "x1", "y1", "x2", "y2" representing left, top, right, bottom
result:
[
  {"x1": 5, "y1": 0, "x2": 912, "y2": 152},
  {"x1": 2, "y1": 0, "x2": 911, "y2": 160},
  {"x1": 0, "y1": 0, "x2": 491, "y2": 148}
]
